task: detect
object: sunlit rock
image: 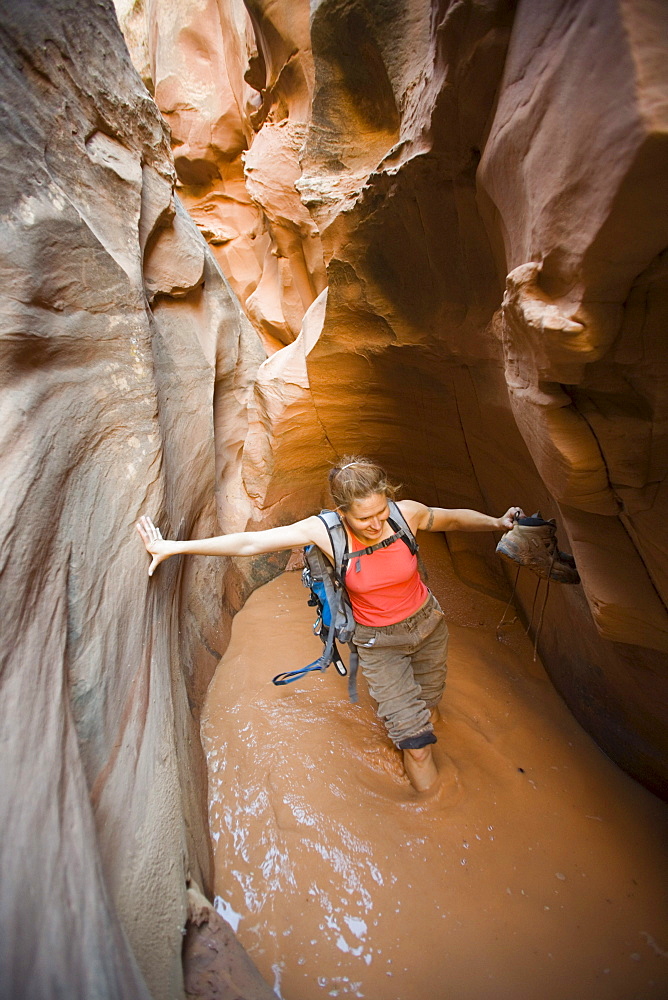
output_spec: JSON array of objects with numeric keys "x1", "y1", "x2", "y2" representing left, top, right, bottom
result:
[{"x1": 116, "y1": 0, "x2": 325, "y2": 350}]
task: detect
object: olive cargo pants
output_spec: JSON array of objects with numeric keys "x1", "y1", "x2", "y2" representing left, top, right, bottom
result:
[{"x1": 352, "y1": 594, "x2": 449, "y2": 749}]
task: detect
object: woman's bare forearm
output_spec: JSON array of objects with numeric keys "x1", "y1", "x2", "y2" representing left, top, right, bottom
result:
[
  {"x1": 398, "y1": 500, "x2": 523, "y2": 534},
  {"x1": 165, "y1": 528, "x2": 294, "y2": 558},
  {"x1": 438, "y1": 508, "x2": 503, "y2": 532},
  {"x1": 136, "y1": 515, "x2": 322, "y2": 576}
]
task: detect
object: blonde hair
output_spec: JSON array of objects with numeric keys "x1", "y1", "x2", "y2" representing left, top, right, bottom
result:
[{"x1": 328, "y1": 455, "x2": 399, "y2": 511}]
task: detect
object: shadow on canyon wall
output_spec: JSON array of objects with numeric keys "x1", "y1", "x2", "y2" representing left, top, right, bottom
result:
[{"x1": 0, "y1": 0, "x2": 666, "y2": 997}]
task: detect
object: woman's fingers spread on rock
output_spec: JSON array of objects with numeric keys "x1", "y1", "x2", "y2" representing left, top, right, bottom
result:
[{"x1": 136, "y1": 516, "x2": 162, "y2": 549}]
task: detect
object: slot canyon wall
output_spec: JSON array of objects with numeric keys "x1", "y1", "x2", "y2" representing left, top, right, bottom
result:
[
  {"x1": 0, "y1": 1, "x2": 666, "y2": 1000},
  {"x1": 0, "y1": 0, "x2": 273, "y2": 998},
  {"x1": 117, "y1": 0, "x2": 668, "y2": 791}
]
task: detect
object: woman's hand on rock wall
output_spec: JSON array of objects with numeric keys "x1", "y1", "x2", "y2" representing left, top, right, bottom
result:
[{"x1": 136, "y1": 515, "x2": 175, "y2": 576}]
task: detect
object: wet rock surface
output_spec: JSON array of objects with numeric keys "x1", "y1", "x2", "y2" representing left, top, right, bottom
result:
[{"x1": 183, "y1": 885, "x2": 277, "y2": 1000}]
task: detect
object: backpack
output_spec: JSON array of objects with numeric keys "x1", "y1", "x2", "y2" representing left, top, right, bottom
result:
[{"x1": 272, "y1": 500, "x2": 420, "y2": 702}]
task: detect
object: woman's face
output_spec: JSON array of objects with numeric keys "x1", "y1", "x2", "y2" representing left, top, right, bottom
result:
[{"x1": 341, "y1": 492, "x2": 390, "y2": 543}]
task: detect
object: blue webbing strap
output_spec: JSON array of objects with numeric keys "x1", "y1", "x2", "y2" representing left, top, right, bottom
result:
[
  {"x1": 272, "y1": 657, "x2": 328, "y2": 686},
  {"x1": 273, "y1": 638, "x2": 348, "y2": 687}
]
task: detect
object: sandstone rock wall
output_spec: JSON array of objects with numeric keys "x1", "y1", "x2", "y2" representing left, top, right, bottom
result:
[
  {"x1": 0, "y1": 1, "x2": 265, "y2": 997},
  {"x1": 475, "y1": 0, "x2": 668, "y2": 795},
  {"x1": 116, "y1": 0, "x2": 326, "y2": 352},
  {"x1": 479, "y1": 0, "x2": 668, "y2": 649},
  {"x1": 118, "y1": 0, "x2": 668, "y2": 794}
]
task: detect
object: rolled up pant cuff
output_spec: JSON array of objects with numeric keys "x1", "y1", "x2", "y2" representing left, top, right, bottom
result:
[{"x1": 397, "y1": 730, "x2": 437, "y2": 750}]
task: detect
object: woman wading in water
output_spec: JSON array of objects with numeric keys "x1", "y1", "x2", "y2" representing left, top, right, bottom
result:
[{"x1": 137, "y1": 458, "x2": 522, "y2": 793}]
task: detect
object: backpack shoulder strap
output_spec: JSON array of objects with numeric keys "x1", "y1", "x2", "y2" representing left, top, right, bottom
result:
[
  {"x1": 387, "y1": 499, "x2": 429, "y2": 583},
  {"x1": 387, "y1": 499, "x2": 418, "y2": 555},
  {"x1": 314, "y1": 510, "x2": 359, "y2": 701},
  {"x1": 317, "y1": 509, "x2": 348, "y2": 580}
]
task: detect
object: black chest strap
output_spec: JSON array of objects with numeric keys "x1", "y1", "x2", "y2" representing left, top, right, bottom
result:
[{"x1": 342, "y1": 531, "x2": 402, "y2": 573}]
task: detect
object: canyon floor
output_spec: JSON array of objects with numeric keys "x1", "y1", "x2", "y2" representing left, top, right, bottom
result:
[{"x1": 202, "y1": 534, "x2": 668, "y2": 1000}]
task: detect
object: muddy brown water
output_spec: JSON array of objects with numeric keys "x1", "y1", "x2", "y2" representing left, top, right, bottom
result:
[{"x1": 202, "y1": 535, "x2": 668, "y2": 1000}]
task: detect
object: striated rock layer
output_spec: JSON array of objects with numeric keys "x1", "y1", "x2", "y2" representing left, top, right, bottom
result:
[{"x1": 0, "y1": 1, "x2": 268, "y2": 998}]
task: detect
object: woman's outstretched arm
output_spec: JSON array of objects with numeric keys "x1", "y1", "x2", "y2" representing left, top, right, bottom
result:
[
  {"x1": 397, "y1": 500, "x2": 524, "y2": 534},
  {"x1": 136, "y1": 514, "x2": 329, "y2": 577}
]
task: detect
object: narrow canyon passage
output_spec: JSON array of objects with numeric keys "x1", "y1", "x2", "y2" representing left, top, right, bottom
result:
[{"x1": 203, "y1": 535, "x2": 668, "y2": 1000}]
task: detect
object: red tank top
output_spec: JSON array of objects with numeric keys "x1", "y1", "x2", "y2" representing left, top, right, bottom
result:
[{"x1": 343, "y1": 533, "x2": 428, "y2": 626}]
